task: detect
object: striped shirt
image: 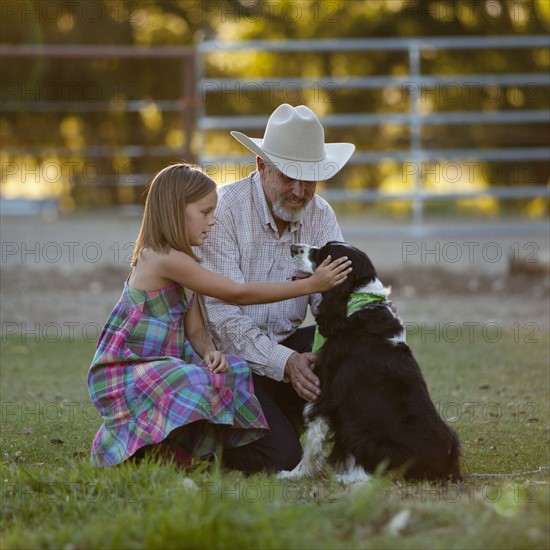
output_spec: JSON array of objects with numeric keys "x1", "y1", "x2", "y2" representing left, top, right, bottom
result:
[{"x1": 199, "y1": 171, "x2": 343, "y2": 381}]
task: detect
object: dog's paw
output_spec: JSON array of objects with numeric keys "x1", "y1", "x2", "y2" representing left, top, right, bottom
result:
[
  {"x1": 334, "y1": 471, "x2": 371, "y2": 485},
  {"x1": 277, "y1": 468, "x2": 305, "y2": 479}
]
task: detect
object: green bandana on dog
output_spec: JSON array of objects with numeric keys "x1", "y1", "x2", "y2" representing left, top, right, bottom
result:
[{"x1": 312, "y1": 292, "x2": 387, "y2": 354}]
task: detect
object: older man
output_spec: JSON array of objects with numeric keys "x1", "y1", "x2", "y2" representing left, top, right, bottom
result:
[{"x1": 200, "y1": 104, "x2": 355, "y2": 472}]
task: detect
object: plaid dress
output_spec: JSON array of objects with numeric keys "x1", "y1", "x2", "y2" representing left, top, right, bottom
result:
[{"x1": 88, "y1": 282, "x2": 269, "y2": 467}]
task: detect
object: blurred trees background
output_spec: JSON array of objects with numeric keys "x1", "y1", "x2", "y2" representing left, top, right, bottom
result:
[{"x1": 0, "y1": 0, "x2": 548, "y2": 219}]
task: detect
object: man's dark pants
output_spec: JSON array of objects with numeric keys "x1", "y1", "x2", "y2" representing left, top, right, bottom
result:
[{"x1": 222, "y1": 326, "x2": 315, "y2": 473}]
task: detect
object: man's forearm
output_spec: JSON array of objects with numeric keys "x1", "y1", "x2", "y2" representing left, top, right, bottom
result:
[{"x1": 204, "y1": 301, "x2": 294, "y2": 380}]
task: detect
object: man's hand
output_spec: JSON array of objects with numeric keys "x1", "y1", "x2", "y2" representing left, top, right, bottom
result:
[{"x1": 285, "y1": 352, "x2": 320, "y2": 401}]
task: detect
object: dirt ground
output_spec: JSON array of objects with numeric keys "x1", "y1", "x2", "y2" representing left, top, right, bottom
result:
[
  {"x1": 1, "y1": 214, "x2": 549, "y2": 336},
  {"x1": 2, "y1": 262, "x2": 548, "y2": 338}
]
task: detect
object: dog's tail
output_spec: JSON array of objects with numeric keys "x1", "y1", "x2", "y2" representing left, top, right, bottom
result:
[{"x1": 447, "y1": 432, "x2": 462, "y2": 482}]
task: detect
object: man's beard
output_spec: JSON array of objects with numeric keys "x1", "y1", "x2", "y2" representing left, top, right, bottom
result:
[{"x1": 272, "y1": 195, "x2": 312, "y2": 222}]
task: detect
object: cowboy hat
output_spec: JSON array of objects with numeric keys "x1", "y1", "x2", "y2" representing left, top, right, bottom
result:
[{"x1": 230, "y1": 104, "x2": 355, "y2": 181}]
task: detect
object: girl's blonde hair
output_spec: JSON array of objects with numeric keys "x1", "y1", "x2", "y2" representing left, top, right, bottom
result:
[{"x1": 131, "y1": 163, "x2": 216, "y2": 266}]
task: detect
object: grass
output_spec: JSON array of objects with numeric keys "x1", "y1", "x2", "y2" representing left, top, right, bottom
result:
[{"x1": 1, "y1": 331, "x2": 549, "y2": 549}]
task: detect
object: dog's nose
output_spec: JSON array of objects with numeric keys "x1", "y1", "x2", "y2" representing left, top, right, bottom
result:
[{"x1": 290, "y1": 244, "x2": 299, "y2": 257}]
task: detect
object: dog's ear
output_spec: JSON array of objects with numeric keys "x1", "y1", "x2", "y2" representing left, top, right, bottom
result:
[{"x1": 316, "y1": 277, "x2": 354, "y2": 338}]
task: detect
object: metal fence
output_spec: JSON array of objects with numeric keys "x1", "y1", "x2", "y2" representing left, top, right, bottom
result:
[
  {"x1": 1, "y1": 36, "x2": 549, "y2": 231},
  {"x1": 196, "y1": 35, "x2": 550, "y2": 226},
  {"x1": 1, "y1": 43, "x2": 196, "y2": 209}
]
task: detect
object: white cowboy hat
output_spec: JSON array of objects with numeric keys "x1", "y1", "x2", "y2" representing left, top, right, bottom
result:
[{"x1": 230, "y1": 104, "x2": 355, "y2": 181}]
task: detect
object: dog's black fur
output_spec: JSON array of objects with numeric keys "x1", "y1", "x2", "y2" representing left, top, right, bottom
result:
[{"x1": 303, "y1": 241, "x2": 461, "y2": 482}]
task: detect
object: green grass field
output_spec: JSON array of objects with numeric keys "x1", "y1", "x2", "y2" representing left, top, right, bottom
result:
[{"x1": 1, "y1": 331, "x2": 549, "y2": 549}]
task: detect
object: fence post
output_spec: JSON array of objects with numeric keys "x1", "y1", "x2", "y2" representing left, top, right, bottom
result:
[{"x1": 408, "y1": 43, "x2": 423, "y2": 226}]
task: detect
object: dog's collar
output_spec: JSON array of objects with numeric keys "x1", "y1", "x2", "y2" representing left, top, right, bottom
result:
[
  {"x1": 347, "y1": 292, "x2": 387, "y2": 314},
  {"x1": 312, "y1": 292, "x2": 387, "y2": 354}
]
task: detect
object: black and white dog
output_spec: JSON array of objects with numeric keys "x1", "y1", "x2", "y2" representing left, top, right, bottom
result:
[{"x1": 279, "y1": 241, "x2": 461, "y2": 484}]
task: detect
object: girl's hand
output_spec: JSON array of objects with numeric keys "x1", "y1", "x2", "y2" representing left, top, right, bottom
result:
[
  {"x1": 310, "y1": 256, "x2": 352, "y2": 293},
  {"x1": 204, "y1": 350, "x2": 229, "y2": 374}
]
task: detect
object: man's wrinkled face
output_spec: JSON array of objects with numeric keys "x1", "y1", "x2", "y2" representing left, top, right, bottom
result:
[{"x1": 259, "y1": 160, "x2": 316, "y2": 223}]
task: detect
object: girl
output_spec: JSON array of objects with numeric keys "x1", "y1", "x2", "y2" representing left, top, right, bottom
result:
[{"x1": 88, "y1": 163, "x2": 351, "y2": 468}]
